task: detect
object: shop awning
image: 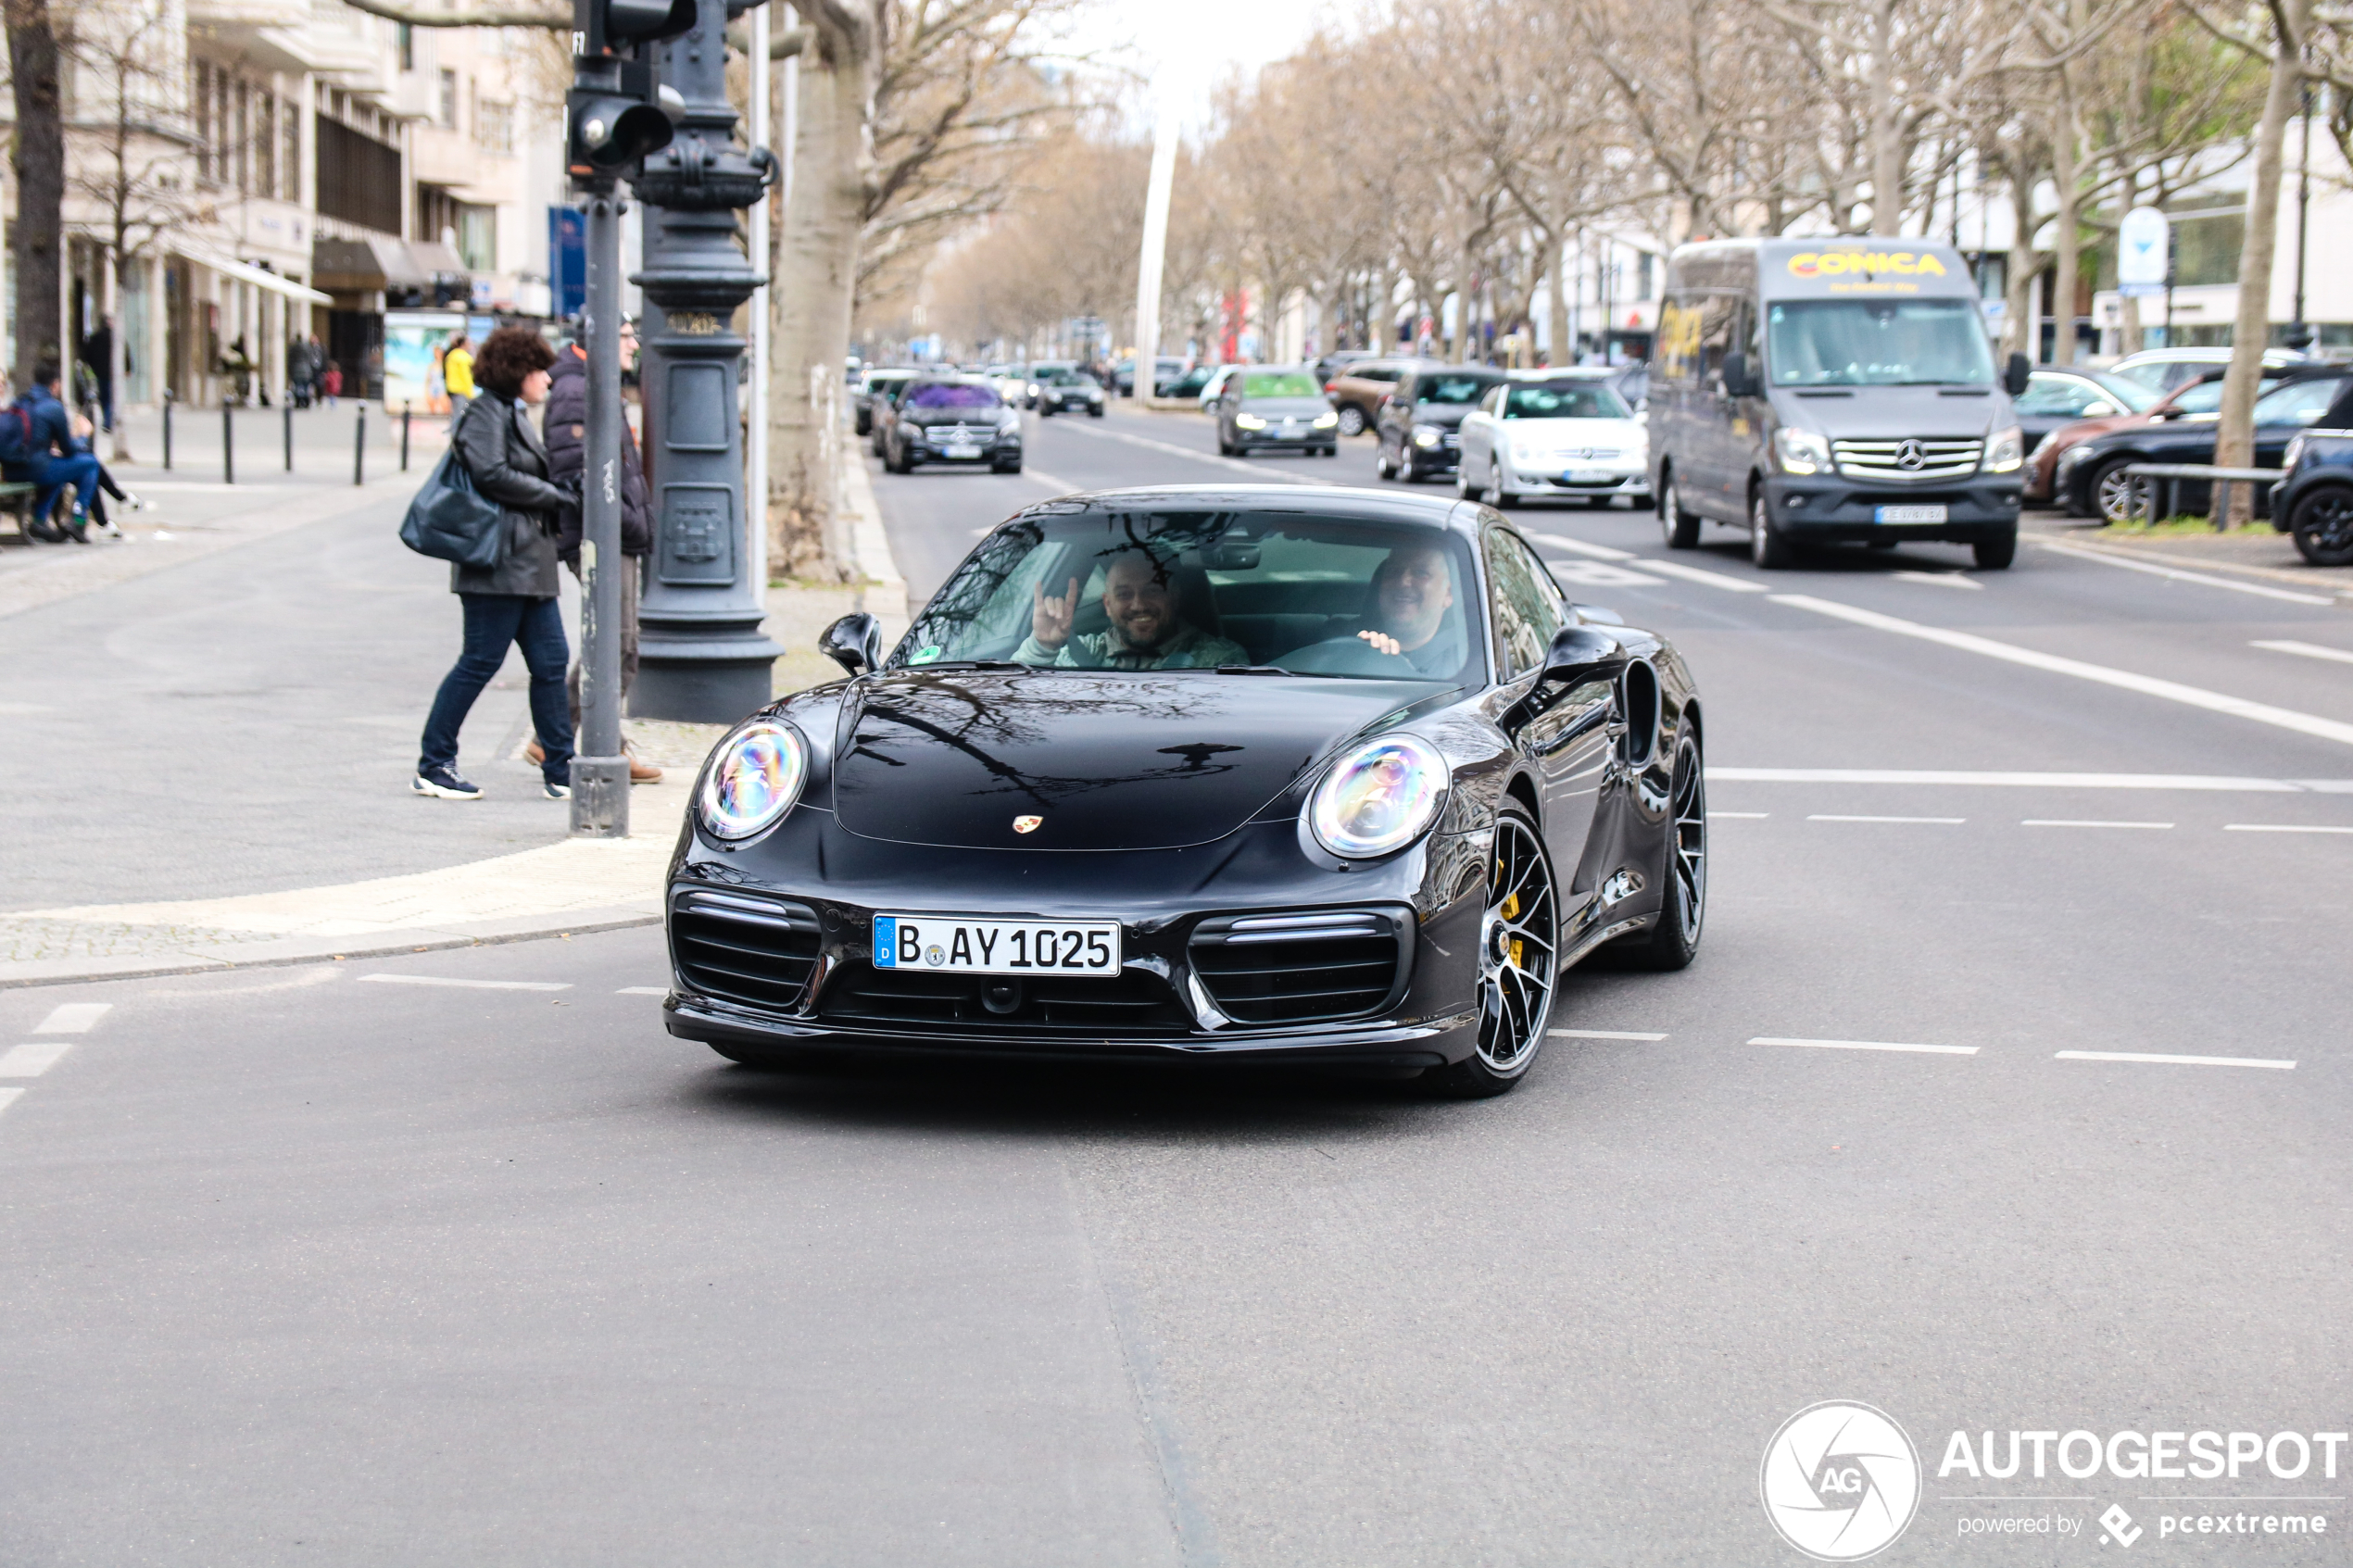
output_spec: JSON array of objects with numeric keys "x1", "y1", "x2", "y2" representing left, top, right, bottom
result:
[
  {"x1": 409, "y1": 241, "x2": 470, "y2": 277},
  {"x1": 311, "y1": 234, "x2": 430, "y2": 290},
  {"x1": 177, "y1": 248, "x2": 333, "y2": 306}
]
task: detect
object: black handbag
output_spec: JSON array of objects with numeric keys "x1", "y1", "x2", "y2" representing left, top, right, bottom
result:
[{"x1": 398, "y1": 410, "x2": 505, "y2": 569}]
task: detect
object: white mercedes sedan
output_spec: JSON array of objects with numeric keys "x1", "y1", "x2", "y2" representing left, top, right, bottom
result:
[{"x1": 1454, "y1": 371, "x2": 1652, "y2": 509}]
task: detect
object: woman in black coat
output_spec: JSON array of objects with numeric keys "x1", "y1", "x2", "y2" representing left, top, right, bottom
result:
[{"x1": 414, "y1": 327, "x2": 577, "y2": 800}]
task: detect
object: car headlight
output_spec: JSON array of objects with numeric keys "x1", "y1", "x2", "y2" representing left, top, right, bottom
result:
[
  {"x1": 1307, "y1": 734, "x2": 1449, "y2": 859},
  {"x1": 698, "y1": 720, "x2": 808, "y2": 841},
  {"x1": 2284, "y1": 433, "x2": 2309, "y2": 472},
  {"x1": 1983, "y1": 425, "x2": 2024, "y2": 473},
  {"x1": 1412, "y1": 423, "x2": 1442, "y2": 447},
  {"x1": 1026, "y1": 383, "x2": 1040, "y2": 397},
  {"x1": 1773, "y1": 426, "x2": 1831, "y2": 475},
  {"x1": 1313, "y1": 410, "x2": 1338, "y2": 428},
  {"x1": 1235, "y1": 413, "x2": 1267, "y2": 431}
]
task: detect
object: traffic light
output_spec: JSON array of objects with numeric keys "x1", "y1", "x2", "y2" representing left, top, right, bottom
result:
[
  {"x1": 567, "y1": 0, "x2": 697, "y2": 177},
  {"x1": 578, "y1": 0, "x2": 697, "y2": 56}
]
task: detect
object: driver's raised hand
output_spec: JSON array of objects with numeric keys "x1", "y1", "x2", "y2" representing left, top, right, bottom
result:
[
  {"x1": 1032, "y1": 576, "x2": 1080, "y2": 650},
  {"x1": 1356, "y1": 629, "x2": 1403, "y2": 657}
]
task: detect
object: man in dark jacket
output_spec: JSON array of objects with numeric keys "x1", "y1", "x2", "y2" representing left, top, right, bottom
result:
[
  {"x1": 3, "y1": 365, "x2": 100, "y2": 543},
  {"x1": 541, "y1": 318, "x2": 661, "y2": 783}
]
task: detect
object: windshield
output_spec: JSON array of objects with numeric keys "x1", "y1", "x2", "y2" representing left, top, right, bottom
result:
[
  {"x1": 2254, "y1": 376, "x2": 2352, "y2": 425},
  {"x1": 1037, "y1": 368, "x2": 1096, "y2": 386},
  {"x1": 1418, "y1": 373, "x2": 1503, "y2": 406},
  {"x1": 906, "y1": 383, "x2": 1001, "y2": 409},
  {"x1": 1767, "y1": 299, "x2": 1997, "y2": 386},
  {"x1": 1241, "y1": 370, "x2": 1320, "y2": 398},
  {"x1": 897, "y1": 508, "x2": 1485, "y2": 683},
  {"x1": 1504, "y1": 382, "x2": 1631, "y2": 420}
]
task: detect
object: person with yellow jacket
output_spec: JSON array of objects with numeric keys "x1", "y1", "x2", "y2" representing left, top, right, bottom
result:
[{"x1": 443, "y1": 334, "x2": 475, "y2": 430}]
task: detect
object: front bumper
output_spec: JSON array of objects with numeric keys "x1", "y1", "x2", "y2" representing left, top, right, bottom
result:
[
  {"x1": 1404, "y1": 434, "x2": 1463, "y2": 471},
  {"x1": 661, "y1": 810, "x2": 1488, "y2": 1066},
  {"x1": 1759, "y1": 472, "x2": 2020, "y2": 541},
  {"x1": 1236, "y1": 423, "x2": 1337, "y2": 448},
  {"x1": 902, "y1": 430, "x2": 1022, "y2": 464},
  {"x1": 1505, "y1": 462, "x2": 1651, "y2": 500}
]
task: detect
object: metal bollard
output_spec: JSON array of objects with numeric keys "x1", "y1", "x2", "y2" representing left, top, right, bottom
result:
[
  {"x1": 284, "y1": 402, "x2": 294, "y2": 472},
  {"x1": 353, "y1": 405, "x2": 366, "y2": 486},
  {"x1": 401, "y1": 405, "x2": 411, "y2": 471},
  {"x1": 222, "y1": 403, "x2": 234, "y2": 484},
  {"x1": 162, "y1": 395, "x2": 173, "y2": 470}
]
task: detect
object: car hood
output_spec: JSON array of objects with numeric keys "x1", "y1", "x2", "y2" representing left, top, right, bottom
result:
[
  {"x1": 1772, "y1": 385, "x2": 2005, "y2": 439},
  {"x1": 905, "y1": 406, "x2": 1008, "y2": 424},
  {"x1": 832, "y1": 671, "x2": 1433, "y2": 850},
  {"x1": 1501, "y1": 417, "x2": 1646, "y2": 450},
  {"x1": 2046, "y1": 411, "x2": 2148, "y2": 449},
  {"x1": 1239, "y1": 397, "x2": 1331, "y2": 419}
]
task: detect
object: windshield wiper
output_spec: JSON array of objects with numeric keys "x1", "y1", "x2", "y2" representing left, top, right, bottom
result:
[
  {"x1": 1212, "y1": 664, "x2": 1299, "y2": 676},
  {"x1": 911, "y1": 659, "x2": 1027, "y2": 672}
]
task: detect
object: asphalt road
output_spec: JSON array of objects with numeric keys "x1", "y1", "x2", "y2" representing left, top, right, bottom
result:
[{"x1": 2, "y1": 403, "x2": 2348, "y2": 1564}]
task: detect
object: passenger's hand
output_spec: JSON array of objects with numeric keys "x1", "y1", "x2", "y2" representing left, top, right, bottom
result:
[
  {"x1": 1357, "y1": 629, "x2": 1403, "y2": 657},
  {"x1": 1033, "y1": 576, "x2": 1079, "y2": 649}
]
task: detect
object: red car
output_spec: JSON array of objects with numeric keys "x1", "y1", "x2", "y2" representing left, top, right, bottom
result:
[{"x1": 2031, "y1": 369, "x2": 2286, "y2": 512}]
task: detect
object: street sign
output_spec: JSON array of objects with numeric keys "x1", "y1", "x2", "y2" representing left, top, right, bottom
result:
[{"x1": 2118, "y1": 207, "x2": 2170, "y2": 288}]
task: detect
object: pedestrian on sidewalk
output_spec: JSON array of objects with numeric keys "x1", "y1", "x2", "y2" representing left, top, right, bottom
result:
[
  {"x1": 443, "y1": 333, "x2": 474, "y2": 432},
  {"x1": 321, "y1": 360, "x2": 343, "y2": 405},
  {"x1": 64, "y1": 408, "x2": 142, "y2": 536},
  {"x1": 2, "y1": 364, "x2": 102, "y2": 544},
  {"x1": 414, "y1": 327, "x2": 579, "y2": 802},
  {"x1": 536, "y1": 317, "x2": 661, "y2": 784}
]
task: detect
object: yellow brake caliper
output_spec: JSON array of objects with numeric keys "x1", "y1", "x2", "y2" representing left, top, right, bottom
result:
[{"x1": 1500, "y1": 887, "x2": 1524, "y2": 971}]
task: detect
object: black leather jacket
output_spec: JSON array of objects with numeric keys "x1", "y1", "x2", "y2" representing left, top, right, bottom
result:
[
  {"x1": 545, "y1": 347, "x2": 651, "y2": 563},
  {"x1": 450, "y1": 390, "x2": 571, "y2": 597}
]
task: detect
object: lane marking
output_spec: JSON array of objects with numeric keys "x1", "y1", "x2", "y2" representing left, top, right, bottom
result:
[
  {"x1": 0, "y1": 1042, "x2": 75, "y2": 1077},
  {"x1": 1523, "y1": 531, "x2": 1635, "y2": 560},
  {"x1": 2039, "y1": 542, "x2": 2337, "y2": 605},
  {"x1": 616, "y1": 985, "x2": 669, "y2": 995},
  {"x1": 2223, "y1": 822, "x2": 2353, "y2": 834},
  {"x1": 356, "y1": 974, "x2": 572, "y2": 991},
  {"x1": 2056, "y1": 1049, "x2": 2295, "y2": 1070},
  {"x1": 1549, "y1": 1028, "x2": 1668, "y2": 1040},
  {"x1": 1549, "y1": 560, "x2": 1668, "y2": 587},
  {"x1": 1709, "y1": 810, "x2": 1769, "y2": 819},
  {"x1": 1808, "y1": 813, "x2": 1964, "y2": 823},
  {"x1": 1893, "y1": 570, "x2": 1983, "y2": 589},
  {"x1": 2253, "y1": 638, "x2": 2353, "y2": 666},
  {"x1": 1753, "y1": 1035, "x2": 1979, "y2": 1056},
  {"x1": 1633, "y1": 558, "x2": 1774, "y2": 593},
  {"x1": 1023, "y1": 467, "x2": 1080, "y2": 495},
  {"x1": 1770, "y1": 594, "x2": 2353, "y2": 748},
  {"x1": 31, "y1": 1004, "x2": 109, "y2": 1035},
  {"x1": 2021, "y1": 819, "x2": 2174, "y2": 829},
  {"x1": 1710, "y1": 767, "x2": 2348, "y2": 792},
  {"x1": 0, "y1": 1087, "x2": 22, "y2": 1116},
  {"x1": 1057, "y1": 421, "x2": 1340, "y2": 485}
]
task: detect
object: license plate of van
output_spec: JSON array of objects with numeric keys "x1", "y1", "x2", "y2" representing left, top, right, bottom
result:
[{"x1": 1874, "y1": 504, "x2": 1947, "y2": 524}]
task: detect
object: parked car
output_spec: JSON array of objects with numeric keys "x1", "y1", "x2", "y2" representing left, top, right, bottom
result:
[
  {"x1": 1196, "y1": 364, "x2": 1239, "y2": 411},
  {"x1": 1375, "y1": 364, "x2": 1505, "y2": 483},
  {"x1": 1327, "y1": 358, "x2": 1427, "y2": 437},
  {"x1": 1019, "y1": 361, "x2": 1080, "y2": 410},
  {"x1": 1454, "y1": 371, "x2": 1651, "y2": 509},
  {"x1": 881, "y1": 377, "x2": 1025, "y2": 474},
  {"x1": 2107, "y1": 345, "x2": 2307, "y2": 397},
  {"x1": 1162, "y1": 364, "x2": 1219, "y2": 401},
  {"x1": 665, "y1": 484, "x2": 1708, "y2": 1097},
  {"x1": 2059, "y1": 368, "x2": 2353, "y2": 523},
  {"x1": 2273, "y1": 429, "x2": 2353, "y2": 564},
  {"x1": 867, "y1": 375, "x2": 920, "y2": 457},
  {"x1": 2032, "y1": 370, "x2": 2293, "y2": 508},
  {"x1": 1212, "y1": 365, "x2": 1340, "y2": 457},
  {"x1": 1312, "y1": 348, "x2": 1378, "y2": 386},
  {"x1": 2013, "y1": 367, "x2": 2161, "y2": 501},
  {"x1": 855, "y1": 368, "x2": 917, "y2": 436},
  {"x1": 1034, "y1": 365, "x2": 1106, "y2": 417},
  {"x1": 1113, "y1": 357, "x2": 1188, "y2": 396}
]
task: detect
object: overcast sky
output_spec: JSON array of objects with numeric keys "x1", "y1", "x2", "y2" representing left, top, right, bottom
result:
[{"x1": 1080, "y1": 0, "x2": 1346, "y2": 131}]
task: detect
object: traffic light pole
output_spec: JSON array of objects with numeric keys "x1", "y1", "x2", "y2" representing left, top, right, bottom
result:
[{"x1": 569, "y1": 182, "x2": 631, "y2": 837}]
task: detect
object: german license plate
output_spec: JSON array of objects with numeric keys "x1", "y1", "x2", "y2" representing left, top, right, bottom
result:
[
  {"x1": 1568, "y1": 469, "x2": 1617, "y2": 484},
  {"x1": 873, "y1": 914, "x2": 1120, "y2": 975},
  {"x1": 1875, "y1": 504, "x2": 1947, "y2": 524},
  {"x1": 943, "y1": 442, "x2": 982, "y2": 459}
]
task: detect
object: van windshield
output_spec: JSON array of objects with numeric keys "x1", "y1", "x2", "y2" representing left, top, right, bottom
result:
[{"x1": 1767, "y1": 299, "x2": 1996, "y2": 387}]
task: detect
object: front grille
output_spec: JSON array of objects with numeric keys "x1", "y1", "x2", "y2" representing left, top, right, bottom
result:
[
  {"x1": 1189, "y1": 909, "x2": 1408, "y2": 1025},
  {"x1": 672, "y1": 891, "x2": 822, "y2": 1011},
  {"x1": 816, "y1": 963, "x2": 1191, "y2": 1035},
  {"x1": 1832, "y1": 438, "x2": 1982, "y2": 482}
]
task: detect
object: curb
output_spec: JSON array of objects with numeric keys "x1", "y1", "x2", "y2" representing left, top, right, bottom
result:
[
  {"x1": 2025, "y1": 532, "x2": 2353, "y2": 602},
  {"x1": 843, "y1": 453, "x2": 912, "y2": 637}
]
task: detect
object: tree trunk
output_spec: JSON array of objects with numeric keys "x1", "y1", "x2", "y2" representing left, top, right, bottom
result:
[
  {"x1": 2002, "y1": 175, "x2": 2042, "y2": 361},
  {"x1": 2049, "y1": 75, "x2": 2082, "y2": 366},
  {"x1": 1546, "y1": 234, "x2": 1569, "y2": 369},
  {"x1": 1867, "y1": 0, "x2": 1904, "y2": 236},
  {"x1": 2214, "y1": 0, "x2": 2308, "y2": 525},
  {"x1": 8, "y1": 0, "x2": 65, "y2": 384},
  {"x1": 107, "y1": 252, "x2": 135, "y2": 463},
  {"x1": 765, "y1": 41, "x2": 866, "y2": 583}
]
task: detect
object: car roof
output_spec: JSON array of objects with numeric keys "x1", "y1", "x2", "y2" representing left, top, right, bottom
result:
[
  {"x1": 1507, "y1": 367, "x2": 1617, "y2": 380},
  {"x1": 1010, "y1": 483, "x2": 1480, "y2": 536}
]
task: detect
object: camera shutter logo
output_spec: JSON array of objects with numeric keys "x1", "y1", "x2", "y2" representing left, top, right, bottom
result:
[{"x1": 1760, "y1": 1401, "x2": 1921, "y2": 1561}]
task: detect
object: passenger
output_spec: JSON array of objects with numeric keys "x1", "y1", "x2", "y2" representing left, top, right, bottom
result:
[
  {"x1": 1019, "y1": 550, "x2": 1247, "y2": 669},
  {"x1": 1353, "y1": 543, "x2": 1464, "y2": 673}
]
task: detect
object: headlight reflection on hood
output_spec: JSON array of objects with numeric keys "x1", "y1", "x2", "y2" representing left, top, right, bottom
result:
[
  {"x1": 1308, "y1": 734, "x2": 1449, "y2": 859},
  {"x1": 698, "y1": 720, "x2": 809, "y2": 840}
]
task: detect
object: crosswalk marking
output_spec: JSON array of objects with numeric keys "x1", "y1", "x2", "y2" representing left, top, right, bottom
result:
[
  {"x1": 0, "y1": 1042, "x2": 76, "y2": 1078},
  {"x1": 31, "y1": 1003, "x2": 110, "y2": 1035}
]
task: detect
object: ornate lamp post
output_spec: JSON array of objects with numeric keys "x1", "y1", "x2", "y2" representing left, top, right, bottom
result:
[{"x1": 631, "y1": 0, "x2": 782, "y2": 722}]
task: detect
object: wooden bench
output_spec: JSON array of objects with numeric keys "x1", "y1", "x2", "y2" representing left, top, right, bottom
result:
[{"x1": 0, "y1": 481, "x2": 39, "y2": 546}]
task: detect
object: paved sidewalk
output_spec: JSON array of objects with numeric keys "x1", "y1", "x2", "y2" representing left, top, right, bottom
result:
[{"x1": 2024, "y1": 515, "x2": 2353, "y2": 604}]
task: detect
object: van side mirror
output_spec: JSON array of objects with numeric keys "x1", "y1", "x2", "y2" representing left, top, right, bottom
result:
[
  {"x1": 821, "y1": 612, "x2": 883, "y2": 676},
  {"x1": 2005, "y1": 352, "x2": 2032, "y2": 396},
  {"x1": 1721, "y1": 352, "x2": 1759, "y2": 398}
]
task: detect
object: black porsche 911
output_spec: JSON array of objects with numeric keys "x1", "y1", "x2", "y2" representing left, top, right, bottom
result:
[{"x1": 662, "y1": 485, "x2": 1705, "y2": 1097}]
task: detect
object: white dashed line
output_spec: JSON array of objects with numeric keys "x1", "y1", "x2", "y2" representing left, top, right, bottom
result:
[
  {"x1": 2223, "y1": 822, "x2": 2353, "y2": 834},
  {"x1": 1055, "y1": 421, "x2": 1340, "y2": 484},
  {"x1": 356, "y1": 974, "x2": 572, "y2": 991},
  {"x1": 0, "y1": 1042, "x2": 76, "y2": 1077},
  {"x1": 2252, "y1": 638, "x2": 2353, "y2": 665},
  {"x1": 1633, "y1": 558, "x2": 1773, "y2": 593},
  {"x1": 1709, "y1": 810, "x2": 1769, "y2": 819},
  {"x1": 0, "y1": 1087, "x2": 23, "y2": 1116},
  {"x1": 616, "y1": 985, "x2": 669, "y2": 995},
  {"x1": 1892, "y1": 571, "x2": 1983, "y2": 589},
  {"x1": 1753, "y1": 1036, "x2": 1980, "y2": 1056},
  {"x1": 1549, "y1": 560, "x2": 1668, "y2": 587},
  {"x1": 2039, "y1": 543, "x2": 2336, "y2": 605},
  {"x1": 1807, "y1": 814, "x2": 1965, "y2": 824},
  {"x1": 1549, "y1": 1028, "x2": 1668, "y2": 1041},
  {"x1": 2056, "y1": 1049, "x2": 2296, "y2": 1070},
  {"x1": 1708, "y1": 768, "x2": 2347, "y2": 791},
  {"x1": 2021, "y1": 819, "x2": 2174, "y2": 830},
  {"x1": 1022, "y1": 467, "x2": 1080, "y2": 495},
  {"x1": 31, "y1": 1004, "x2": 110, "y2": 1035},
  {"x1": 1771, "y1": 594, "x2": 2353, "y2": 748},
  {"x1": 1523, "y1": 532, "x2": 1635, "y2": 560}
]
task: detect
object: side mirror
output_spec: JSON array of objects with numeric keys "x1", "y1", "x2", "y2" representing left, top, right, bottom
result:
[
  {"x1": 1509, "y1": 625, "x2": 1622, "y2": 725},
  {"x1": 1721, "y1": 352, "x2": 1759, "y2": 399},
  {"x1": 820, "y1": 611, "x2": 883, "y2": 676},
  {"x1": 2005, "y1": 352, "x2": 2032, "y2": 396}
]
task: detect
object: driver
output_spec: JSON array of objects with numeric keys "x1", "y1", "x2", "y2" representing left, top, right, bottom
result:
[
  {"x1": 1353, "y1": 544, "x2": 1462, "y2": 673},
  {"x1": 1017, "y1": 549, "x2": 1248, "y2": 670}
]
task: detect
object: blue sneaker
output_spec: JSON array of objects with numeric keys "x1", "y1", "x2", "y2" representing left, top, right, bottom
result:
[
  {"x1": 543, "y1": 780, "x2": 571, "y2": 800},
  {"x1": 412, "y1": 765, "x2": 483, "y2": 800}
]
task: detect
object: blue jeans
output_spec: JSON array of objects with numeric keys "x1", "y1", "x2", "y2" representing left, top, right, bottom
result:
[
  {"x1": 420, "y1": 594, "x2": 575, "y2": 785},
  {"x1": 29, "y1": 453, "x2": 100, "y2": 522}
]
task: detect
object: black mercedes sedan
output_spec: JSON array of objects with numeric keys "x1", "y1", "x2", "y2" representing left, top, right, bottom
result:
[
  {"x1": 2061, "y1": 368, "x2": 2352, "y2": 523},
  {"x1": 661, "y1": 485, "x2": 1706, "y2": 1098},
  {"x1": 1377, "y1": 365, "x2": 1506, "y2": 483},
  {"x1": 881, "y1": 377, "x2": 1024, "y2": 474}
]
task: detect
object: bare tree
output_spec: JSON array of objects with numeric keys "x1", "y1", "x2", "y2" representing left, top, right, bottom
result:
[{"x1": 8, "y1": 0, "x2": 66, "y2": 383}]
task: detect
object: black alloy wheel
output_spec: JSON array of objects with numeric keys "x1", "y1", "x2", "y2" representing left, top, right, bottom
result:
[
  {"x1": 2292, "y1": 486, "x2": 2353, "y2": 566},
  {"x1": 1660, "y1": 473, "x2": 1701, "y2": 548},
  {"x1": 1618, "y1": 734, "x2": 1706, "y2": 971},
  {"x1": 1750, "y1": 488, "x2": 1797, "y2": 569},
  {"x1": 1973, "y1": 532, "x2": 2018, "y2": 570},
  {"x1": 1427, "y1": 805, "x2": 1557, "y2": 1098},
  {"x1": 2092, "y1": 456, "x2": 2147, "y2": 527},
  {"x1": 1337, "y1": 405, "x2": 1367, "y2": 437}
]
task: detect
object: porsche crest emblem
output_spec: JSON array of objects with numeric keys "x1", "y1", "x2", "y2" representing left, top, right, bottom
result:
[{"x1": 1013, "y1": 815, "x2": 1043, "y2": 834}]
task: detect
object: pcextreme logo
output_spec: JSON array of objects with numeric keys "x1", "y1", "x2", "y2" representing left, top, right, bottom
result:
[
  {"x1": 1788, "y1": 250, "x2": 1950, "y2": 279},
  {"x1": 1761, "y1": 1401, "x2": 1923, "y2": 1561}
]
